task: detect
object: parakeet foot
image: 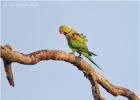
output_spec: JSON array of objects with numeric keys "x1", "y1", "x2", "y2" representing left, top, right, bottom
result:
[
  {"x1": 78, "y1": 56, "x2": 81, "y2": 58},
  {"x1": 76, "y1": 56, "x2": 82, "y2": 63},
  {"x1": 78, "y1": 53, "x2": 81, "y2": 58}
]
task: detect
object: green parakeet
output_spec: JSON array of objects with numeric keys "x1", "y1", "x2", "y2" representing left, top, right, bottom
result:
[{"x1": 59, "y1": 25, "x2": 103, "y2": 71}]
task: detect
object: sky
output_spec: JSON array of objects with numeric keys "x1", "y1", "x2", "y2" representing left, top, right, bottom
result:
[{"x1": 1, "y1": 1, "x2": 139, "y2": 100}]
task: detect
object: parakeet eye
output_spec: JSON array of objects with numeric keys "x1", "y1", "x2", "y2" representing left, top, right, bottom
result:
[{"x1": 59, "y1": 29, "x2": 64, "y2": 34}]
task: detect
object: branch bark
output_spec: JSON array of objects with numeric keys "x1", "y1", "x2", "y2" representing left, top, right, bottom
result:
[{"x1": 0, "y1": 44, "x2": 139, "y2": 100}]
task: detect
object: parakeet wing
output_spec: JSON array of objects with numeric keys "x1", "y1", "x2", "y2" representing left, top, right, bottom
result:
[
  {"x1": 67, "y1": 33, "x2": 90, "y2": 54},
  {"x1": 73, "y1": 33, "x2": 88, "y2": 43},
  {"x1": 69, "y1": 33, "x2": 88, "y2": 49}
]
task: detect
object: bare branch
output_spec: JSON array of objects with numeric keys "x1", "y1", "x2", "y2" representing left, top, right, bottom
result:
[
  {"x1": 3, "y1": 60, "x2": 14, "y2": 87},
  {"x1": 0, "y1": 44, "x2": 139, "y2": 100}
]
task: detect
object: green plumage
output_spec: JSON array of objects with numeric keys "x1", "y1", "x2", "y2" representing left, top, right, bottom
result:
[{"x1": 59, "y1": 25, "x2": 103, "y2": 71}]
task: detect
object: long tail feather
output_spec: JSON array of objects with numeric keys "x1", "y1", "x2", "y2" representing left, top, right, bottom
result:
[
  {"x1": 90, "y1": 51, "x2": 98, "y2": 56},
  {"x1": 83, "y1": 53, "x2": 103, "y2": 71}
]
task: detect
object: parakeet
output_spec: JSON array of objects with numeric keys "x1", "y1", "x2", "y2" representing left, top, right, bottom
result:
[{"x1": 59, "y1": 24, "x2": 103, "y2": 71}]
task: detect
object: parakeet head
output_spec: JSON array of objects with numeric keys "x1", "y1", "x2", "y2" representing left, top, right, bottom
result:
[{"x1": 59, "y1": 25, "x2": 72, "y2": 35}]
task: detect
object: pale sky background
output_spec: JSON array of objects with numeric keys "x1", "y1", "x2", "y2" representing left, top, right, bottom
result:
[{"x1": 1, "y1": 1, "x2": 139, "y2": 100}]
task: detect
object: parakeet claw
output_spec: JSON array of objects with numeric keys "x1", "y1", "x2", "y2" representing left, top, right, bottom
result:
[
  {"x1": 78, "y1": 53, "x2": 81, "y2": 58},
  {"x1": 78, "y1": 56, "x2": 81, "y2": 58},
  {"x1": 76, "y1": 56, "x2": 82, "y2": 62}
]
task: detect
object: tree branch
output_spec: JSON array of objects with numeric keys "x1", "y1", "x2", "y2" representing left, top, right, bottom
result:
[{"x1": 0, "y1": 44, "x2": 139, "y2": 100}]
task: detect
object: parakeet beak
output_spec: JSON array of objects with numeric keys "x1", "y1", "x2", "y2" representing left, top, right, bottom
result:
[{"x1": 59, "y1": 29, "x2": 65, "y2": 35}]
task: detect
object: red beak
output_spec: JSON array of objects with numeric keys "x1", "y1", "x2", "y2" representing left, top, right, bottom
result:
[{"x1": 59, "y1": 29, "x2": 64, "y2": 34}]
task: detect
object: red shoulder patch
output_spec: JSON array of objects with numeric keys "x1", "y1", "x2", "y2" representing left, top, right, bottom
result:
[{"x1": 69, "y1": 34, "x2": 76, "y2": 40}]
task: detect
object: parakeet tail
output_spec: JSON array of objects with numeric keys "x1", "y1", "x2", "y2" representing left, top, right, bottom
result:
[
  {"x1": 83, "y1": 52, "x2": 103, "y2": 71},
  {"x1": 90, "y1": 51, "x2": 97, "y2": 56}
]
